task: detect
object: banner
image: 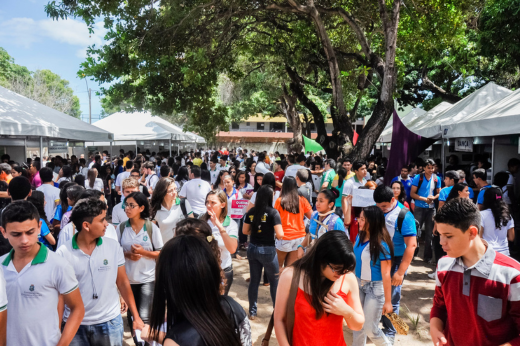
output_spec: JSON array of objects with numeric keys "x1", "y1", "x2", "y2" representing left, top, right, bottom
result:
[
  {"x1": 48, "y1": 141, "x2": 68, "y2": 154},
  {"x1": 230, "y1": 199, "x2": 249, "y2": 219},
  {"x1": 455, "y1": 138, "x2": 473, "y2": 152},
  {"x1": 303, "y1": 135, "x2": 324, "y2": 152},
  {"x1": 352, "y1": 189, "x2": 375, "y2": 207}
]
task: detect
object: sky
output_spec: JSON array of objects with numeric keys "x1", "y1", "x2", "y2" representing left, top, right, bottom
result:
[{"x1": 0, "y1": 0, "x2": 108, "y2": 123}]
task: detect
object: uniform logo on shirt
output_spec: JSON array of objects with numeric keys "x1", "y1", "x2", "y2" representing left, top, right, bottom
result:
[
  {"x1": 143, "y1": 235, "x2": 148, "y2": 242},
  {"x1": 103, "y1": 259, "x2": 108, "y2": 265},
  {"x1": 29, "y1": 284, "x2": 34, "y2": 292},
  {"x1": 198, "y1": 184, "x2": 201, "y2": 188}
]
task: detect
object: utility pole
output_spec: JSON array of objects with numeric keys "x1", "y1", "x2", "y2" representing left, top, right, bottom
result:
[{"x1": 88, "y1": 88, "x2": 92, "y2": 124}]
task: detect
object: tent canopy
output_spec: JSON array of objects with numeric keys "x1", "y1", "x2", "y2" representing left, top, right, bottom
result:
[
  {"x1": 408, "y1": 83, "x2": 511, "y2": 139},
  {"x1": 443, "y1": 88, "x2": 520, "y2": 138},
  {"x1": 379, "y1": 107, "x2": 426, "y2": 143},
  {"x1": 93, "y1": 112, "x2": 193, "y2": 141},
  {"x1": 0, "y1": 86, "x2": 113, "y2": 142}
]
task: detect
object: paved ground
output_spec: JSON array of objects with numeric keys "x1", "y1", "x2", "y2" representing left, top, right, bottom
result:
[{"x1": 123, "y1": 249, "x2": 436, "y2": 345}]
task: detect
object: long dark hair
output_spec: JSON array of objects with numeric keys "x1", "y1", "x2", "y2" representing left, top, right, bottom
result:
[
  {"x1": 251, "y1": 185, "x2": 274, "y2": 233},
  {"x1": 357, "y1": 206, "x2": 394, "y2": 265},
  {"x1": 446, "y1": 183, "x2": 469, "y2": 202},
  {"x1": 149, "y1": 235, "x2": 241, "y2": 346},
  {"x1": 262, "y1": 172, "x2": 276, "y2": 190},
  {"x1": 292, "y1": 231, "x2": 355, "y2": 319},
  {"x1": 253, "y1": 172, "x2": 264, "y2": 192},
  {"x1": 150, "y1": 177, "x2": 176, "y2": 220},
  {"x1": 483, "y1": 187, "x2": 511, "y2": 228},
  {"x1": 61, "y1": 165, "x2": 72, "y2": 179},
  {"x1": 280, "y1": 176, "x2": 300, "y2": 214},
  {"x1": 125, "y1": 191, "x2": 150, "y2": 219},
  {"x1": 87, "y1": 168, "x2": 98, "y2": 189},
  {"x1": 391, "y1": 181, "x2": 407, "y2": 204},
  {"x1": 27, "y1": 190, "x2": 51, "y2": 229},
  {"x1": 66, "y1": 185, "x2": 86, "y2": 207},
  {"x1": 59, "y1": 182, "x2": 77, "y2": 219},
  {"x1": 336, "y1": 167, "x2": 347, "y2": 188},
  {"x1": 213, "y1": 170, "x2": 228, "y2": 190},
  {"x1": 176, "y1": 166, "x2": 189, "y2": 183},
  {"x1": 234, "y1": 171, "x2": 247, "y2": 188}
]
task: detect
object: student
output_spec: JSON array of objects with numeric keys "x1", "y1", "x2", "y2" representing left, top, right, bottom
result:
[
  {"x1": 0, "y1": 201, "x2": 84, "y2": 346},
  {"x1": 320, "y1": 159, "x2": 336, "y2": 191},
  {"x1": 52, "y1": 182, "x2": 77, "y2": 233},
  {"x1": 284, "y1": 153, "x2": 307, "y2": 180},
  {"x1": 150, "y1": 177, "x2": 193, "y2": 243},
  {"x1": 112, "y1": 177, "x2": 140, "y2": 227},
  {"x1": 373, "y1": 185, "x2": 417, "y2": 344},
  {"x1": 120, "y1": 191, "x2": 163, "y2": 344},
  {"x1": 235, "y1": 171, "x2": 253, "y2": 200},
  {"x1": 480, "y1": 187, "x2": 515, "y2": 256},
  {"x1": 143, "y1": 161, "x2": 159, "y2": 195},
  {"x1": 0, "y1": 268, "x2": 5, "y2": 346},
  {"x1": 274, "y1": 177, "x2": 313, "y2": 272},
  {"x1": 115, "y1": 160, "x2": 133, "y2": 197},
  {"x1": 27, "y1": 191, "x2": 56, "y2": 250},
  {"x1": 223, "y1": 174, "x2": 243, "y2": 220},
  {"x1": 410, "y1": 158, "x2": 440, "y2": 263},
  {"x1": 332, "y1": 168, "x2": 347, "y2": 217},
  {"x1": 57, "y1": 198, "x2": 144, "y2": 346},
  {"x1": 456, "y1": 170, "x2": 475, "y2": 199},
  {"x1": 179, "y1": 166, "x2": 212, "y2": 218},
  {"x1": 243, "y1": 185, "x2": 283, "y2": 319},
  {"x1": 255, "y1": 152, "x2": 271, "y2": 174},
  {"x1": 430, "y1": 198, "x2": 520, "y2": 346},
  {"x1": 36, "y1": 167, "x2": 61, "y2": 223},
  {"x1": 273, "y1": 160, "x2": 286, "y2": 191},
  {"x1": 391, "y1": 181, "x2": 409, "y2": 209},
  {"x1": 295, "y1": 169, "x2": 313, "y2": 206},
  {"x1": 213, "y1": 169, "x2": 228, "y2": 190},
  {"x1": 56, "y1": 165, "x2": 73, "y2": 186},
  {"x1": 390, "y1": 165, "x2": 413, "y2": 203},
  {"x1": 209, "y1": 158, "x2": 220, "y2": 185},
  {"x1": 174, "y1": 166, "x2": 189, "y2": 191},
  {"x1": 438, "y1": 170, "x2": 460, "y2": 209},
  {"x1": 202, "y1": 190, "x2": 238, "y2": 295},
  {"x1": 311, "y1": 162, "x2": 322, "y2": 208},
  {"x1": 274, "y1": 231, "x2": 364, "y2": 346},
  {"x1": 60, "y1": 185, "x2": 86, "y2": 230},
  {"x1": 85, "y1": 168, "x2": 104, "y2": 192},
  {"x1": 342, "y1": 161, "x2": 368, "y2": 239},
  {"x1": 353, "y1": 206, "x2": 393, "y2": 346},
  {"x1": 445, "y1": 183, "x2": 471, "y2": 201},
  {"x1": 145, "y1": 235, "x2": 251, "y2": 346},
  {"x1": 474, "y1": 168, "x2": 492, "y2": 210}
]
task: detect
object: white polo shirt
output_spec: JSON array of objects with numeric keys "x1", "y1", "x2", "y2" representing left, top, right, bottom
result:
[
  {"x1": 36, "y1": 184, "x2": 60, "y2": 222},
  {"x1": 112, "y1": 201, "x2": 128, "y2": 226},
  {"x1": 209, "y1": 168, "x2": 219, "y2": 185},
  {"x1": 115, "y1": 171, "x2": 131, "y2": 188},
  {"x1": 0, "y1": 269, "x2": 6, "y2": 313},
  {"x1": 145, "y1": 173, "x2": 159, "y2": 190},
  {"x1": 208, "y1": 216, "x2": 238, "y2": 269},
  {"x1": 342, "y1": 175, "x2": 367, "y2": 196},
  {"x1": 154, "y1": 198, "x2": 193, "y2": 243},
  {"x1": 120, "y1": 221, "x2": 164, "y2": 284},
  {"x1": 1, "y1": 244, "x2": 78, "y2": 346},
  {"x1": 57, "y1": 235, "x2": 125, "y2": 325},
  {"x1": 283, "y1": 164, "x2": 306, "y2": 180},
  {"x1": 179, "y1": 178, "x2": 212, "y2": 215},
  {"x1": 57, "y1": 222, "x2": 119, "y2": 249}
]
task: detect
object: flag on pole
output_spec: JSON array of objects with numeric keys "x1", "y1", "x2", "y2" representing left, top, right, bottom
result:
[{"x1": 303, "y1": 135, "x2": 324, "y2": 152}]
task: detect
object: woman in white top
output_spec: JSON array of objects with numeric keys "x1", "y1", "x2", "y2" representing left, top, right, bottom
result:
[
  {"x1": 480, "y1": 187, "x2": 515, "y2": 256},
  {"x1": 246, "y1": 172, "x2": 280, "y2": 212},
  {"x1": 150, "y1": 177, "x2": 193, "y2": 243},
  {"x1": 120, "y1": 191, "x2": 164, "y2": 338},
  {"x1": 56, "y1": 165, "x2": 73, "y2": 185},
  {"x1": 235, "y1": 171, "x2": 253, "y2": 200},
  {"x1": 85, "y1": 168, "x2": 104, "y2": 191},
  {"x1": 223, "y1": 174, "x2": 243, "y2": 219},
  {"x1": 202, "y1": 190, "x2": 238, "y2": 295}
]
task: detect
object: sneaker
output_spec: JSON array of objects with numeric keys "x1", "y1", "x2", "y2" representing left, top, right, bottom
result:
[
  {"x1": 263, "y1": 282, "x2": 270, "y2": 287},
  {"x1": 428, "y1": 272, "x2": 436, "y2": 279},
  {"x1": 248, "y1": 314, "x2": 256, "y2": 321}
]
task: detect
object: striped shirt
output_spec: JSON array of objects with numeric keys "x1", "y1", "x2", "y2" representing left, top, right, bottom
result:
[{"x1": 431, "y1": 241, "x2": 520, "y2": 345}]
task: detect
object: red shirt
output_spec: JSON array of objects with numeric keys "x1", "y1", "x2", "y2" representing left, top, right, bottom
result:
[
  {"x1": 431, "y1": 243, "x2": 520, "y2": 346},
  {"x1": 274, "y1": 171, "x2": 284, "y2": 191}
]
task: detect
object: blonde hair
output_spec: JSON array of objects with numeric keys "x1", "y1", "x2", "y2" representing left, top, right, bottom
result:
[{"x1": 122, "y1": 177, "x2": 140, "y2": 190}]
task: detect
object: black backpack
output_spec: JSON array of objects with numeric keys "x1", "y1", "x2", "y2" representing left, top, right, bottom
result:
[{"x1": 396, "y1": 207, "x2": 420, "y2": 257}]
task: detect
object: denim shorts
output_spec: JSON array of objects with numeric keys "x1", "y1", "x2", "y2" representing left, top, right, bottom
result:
[{"x1": 275, "y1": 236, "x2": 304, "y2": 252}]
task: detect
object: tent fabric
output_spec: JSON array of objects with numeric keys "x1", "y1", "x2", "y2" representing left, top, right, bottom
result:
[
  {"x1": 404, "y1": 102, "x2": 453, "y2": 138},
  {"x1": 442, "y1": 88, "x2": 520, "y2": 138},
  {"x1": 407, "y1": 83, "x2": 511, "y2": 139},
  {"x1": 303, "y1": 135, "x2": 324, "y2": 152},
  {"x1": 93, "y1": 112, "x2": 191, "y2": 141},
  {"x1": 378, "y1": 108, "x2": 427, "y2": 143},
  {"x1": 0, "y1": 86, "x2": 113, "y2": 142}
]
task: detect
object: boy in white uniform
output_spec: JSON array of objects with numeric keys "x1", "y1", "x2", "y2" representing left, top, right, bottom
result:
[
  {"x1": 112, "y1": 177, "x2": 140, "y2": 226},
  {"x1": 0, "y1": 200, "x2": 84, "y2": 346}
]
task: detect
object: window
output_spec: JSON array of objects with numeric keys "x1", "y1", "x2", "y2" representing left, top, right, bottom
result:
[
  {"x1": 246, "y1": 122, "x2": 250, "y2": 126},
  {"x1": 257, "y1": 122, "x2": 265, "y2": 131},
  {"x1": 231, "y1": 122, "x2": 239, "y2": 130},
  {"x1": 271, "y1": 122, "x2": 284, "y2": 132}
]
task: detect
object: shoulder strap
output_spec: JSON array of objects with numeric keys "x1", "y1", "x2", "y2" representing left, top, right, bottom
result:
[
  {"x1": 327, "y1": 214, "x2": 340, "y2": 231},
  {"x1": 417, "y1": 173, "x2": 424, "y2": 191},
  {"x1": 397, "y1": 207, "x2": 410, "y2": 234},
  {"x1": 262, "y1": 314, "x2": 275, "y2": 346},
  {"x1": 144, "y1": 219, "x2": 155, "y2": 251},
  {"x1": 179, "y1": 198, "x2": 188, "y2": 218},
  {"x1": 285, "y1": 268, "x2": 301, "y2": 345},
  {"x1": 118, "y1": 222, "x2": 126, "y2": 242}
]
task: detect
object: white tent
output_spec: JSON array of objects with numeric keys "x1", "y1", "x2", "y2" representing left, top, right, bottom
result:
[
  {"x1": 0, "y1": 85, "x2": 113, "y2": 142},
  {"x1": 93, "y1": 112, "x2": 190, "y2": 141},
  {"x1": 408, "y1": 83, "x2": 511, "y2": 139},
  {"x1": 442, "y1": 88, "x2": 520, "y2": 138},
  {"x1": 378, "y1": 107, "x2": 427, "y2": 142}
]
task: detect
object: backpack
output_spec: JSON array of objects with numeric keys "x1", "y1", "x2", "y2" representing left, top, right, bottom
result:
[
  {"x1": 396, "y1": 207, "x2": 420, "y2": 257},
  {"x1": 119, "y1": 219, "x2": 155, "y2": 250},
  {"x1": 311, "y1": 211, "x2": 341, "y2": 237},
  {"x1": 416, "y1": 173, "x2": 438, "y2": 192}
]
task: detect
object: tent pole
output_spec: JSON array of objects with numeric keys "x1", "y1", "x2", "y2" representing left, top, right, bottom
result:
[
  {"x1": 169, "y1": 138, "x2": 172, "y2": 157},
  {"x1": 39, "y1": 136, "x2": 43, "y2": 160},
  {"x1": 491, "y1": 137, "x2": 495, "y2": 183},
  {"x1": 24, "y1": 137, "x2": 27, "y2": 163},
  {"x1": 441, "y1": 137, "x2": 445, "y2": 176},
  {"x1": 135, "y1": 142, "x2": 138, "y2": 156},
  {"x1": 110, "y1": 141, "x2": 113, "y2": 162}
]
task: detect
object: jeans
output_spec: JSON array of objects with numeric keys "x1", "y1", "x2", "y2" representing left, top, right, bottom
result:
[
  {"x1": 128, "y1": 282, "x2": 154, "y2": 346},
  {"x1": 237, "y1": 217, "x2": 248, "y2": 244},
  {"x1": 353, "y1": 279, "x2": 391, "y2": 346},
  {"x1": 223, "y1": 265, "x2": 234, "y2": 296},
  {"x1": 247, "y1": 243, "x2": 279, "y2": 316},
  {"x1": 381, "y1": 256, "x2": 405, "y2": 342},
  {"x1": 68, "y1": 315, "x2": 124, "y2": 346},
  {"x1": 414, "y1": 207, "x2": 435, "y2": 261}
]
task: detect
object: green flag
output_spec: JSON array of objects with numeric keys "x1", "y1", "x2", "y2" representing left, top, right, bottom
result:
[{"x1": 303, "y1": 135, "x2": 324, "y2": 152}]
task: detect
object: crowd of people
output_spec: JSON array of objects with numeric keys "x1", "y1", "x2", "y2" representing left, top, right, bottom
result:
[{"x1": 0, "y1": 147, "x2": 519, "y2": 346}]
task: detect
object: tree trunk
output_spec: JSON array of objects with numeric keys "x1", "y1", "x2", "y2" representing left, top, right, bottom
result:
[{"x1": 280, "y1": 84, "x2": 303, "y2": 153}]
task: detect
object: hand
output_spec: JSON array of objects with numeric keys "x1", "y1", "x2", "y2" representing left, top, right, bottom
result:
[
  {"x1": 133, "y1": 316, "x2": 145, "y2": 334},
  {"x1": 125, "y1": 252, "x2": 142, "y2": 261},
  {"x1": 382, "y1": 301, "x2": 393, "y2": 315},
  {"x1": 297, "y1": 247, "x2": 304, "y2": 259},
  {"x1": 141, "y1": 324, "x2": 151, "y2": 342},
  {"x1": 391, "y1": 272, "x2": 404, "y2": 286},
  {"x1": 207, "y1": 208, "x2": 221, "y2": 227},
  {"x1": 430, "y1": 326, "x2": 448, "y2": 346},
  {"x1": 132, "y1": 244, "x2": 144, "y2": 255},
  {"x1": 120, "y1": 296, "x2": 128, "y2": 313},
  {"x1": 322, "y1": 291, "x2": 352, "y2": 317}
]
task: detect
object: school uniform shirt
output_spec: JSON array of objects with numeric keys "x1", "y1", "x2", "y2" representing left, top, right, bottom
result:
[
  {"x1": 412, "y1": 174, "x2": 441, "y2": 208},
  {"x1": 255, "y1": 161, "x2": 271, "y2": 174},
  {"x1": 477, "y1": 184, "x2": 493, "y2": 205},
  {"x1": 85, "y1": 178, "x2": 104, "y2": 192},
  {"x1": 223, "y1": 188, "x2": 243, "y2": 219},
  {"x1": 115, "y1": 171, "x2": 131, "y2": 190},
  {"x1": 36, "y1": 184, "x2": 60, "y2": 222},
  {"x1": 57, "y1": 235, "x2": 125, "y2": 325},
  {"x1": 145, "y1": 173, "x2": 159, "y2": 190},
  {"x1": 320, "y1": 169, "x2": 336, "y2": 189},
  {"x1": 112, "y1": 201, "x2": 128, "y2": 226},
  {"x1": 209, "y1": 168, "x2": 220, "y2": 185},
  {"x1": 208, "y1": 216, "x2": 238, "y2": 269},
  {"x1": 354, "y1": 236, "x2": 392, "y2": 281},
  {"x1": 480, "y1": 209, "x2": 515, "y2": 255},
  {"x1": 179, "y1": 178, "x2": 212, "y2": 215},
  {"x1": 283, "y1": 164, "x2": 306, "y2": 180},
  {"x1": 0, "y1": 269, "x2": 6, "y2": 313},
  {"x1": 39, "y1": 219, "x2": 53, "y2": 250},
  {"x1": 58, "y1": 222, "x2": 119, "y2": 249},
  {"x1": 309, "y1": 213, "x2": 345, "y2": 239},
  {"x1": 1, "y1": 244, "x2": 78, "y2": 346},
  {"x1": 250, "y1": 190, "x2": 280, "y2": 207},
  {"x1": 155, "y1": 198, "x2": 193, "y2": 243},
  {"x1": 439, "y1": 186, "x2": 453, "y2": 202},
  {"x1": 311, "y1": 174, "x2": 321, "y2": 198},
  {"x1": 120, "y1": 221, "x2": 164, "y2": 284},
  {"x1": 384, "y1": 202, "x2": 417, "y2": 257},
  {"x1": 431, "y1": 243, "x2": 520, "y2": 346},
  {"x1": 236, "y1": 183, "x2": 253, "y2": 196},
  {"x1": 342, "y1": 175, "x2": 367, "y2": 196},
  {"x1": 53, "y1": 204, "x2": 72, "y2": 222}
]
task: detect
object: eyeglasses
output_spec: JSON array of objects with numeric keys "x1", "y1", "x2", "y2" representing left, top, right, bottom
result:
[
  {"x1": 124, "y1": 203, "x2": 139, "y2": 209},
  {"x1": 328, "y1": 264, "x2": 348, "y2": 275}
]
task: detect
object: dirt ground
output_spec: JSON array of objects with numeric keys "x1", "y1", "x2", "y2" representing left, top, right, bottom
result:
[{"x1": 123, "y1": 249, "x2": 437, "y2": 346}]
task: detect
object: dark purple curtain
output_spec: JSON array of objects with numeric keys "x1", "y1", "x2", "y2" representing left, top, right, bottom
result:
[{"x1": 384, "y1": 110, "x2": 436, "y2": 186}]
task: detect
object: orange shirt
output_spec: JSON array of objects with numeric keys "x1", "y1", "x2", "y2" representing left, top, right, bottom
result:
[{"x1": 274, "y1": 196, "x2": 312, "y2": 240}]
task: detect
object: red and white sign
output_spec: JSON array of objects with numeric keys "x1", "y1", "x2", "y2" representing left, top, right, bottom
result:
[{"x1": 230, "y1": 199, "x2": 249, "y2": 219}]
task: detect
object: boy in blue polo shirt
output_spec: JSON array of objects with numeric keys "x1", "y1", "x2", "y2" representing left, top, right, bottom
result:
[
  {"x1": 374, "y1": 186, "x2": 417, "y2": 345},
  {"x1": 410, "y1": 159, "x2": 441, "y2": 263},
  {"x1": 438, "y1": 171, "x2": 460, "y2": 209},
  {"x1": 473, "y1": 168, "x2": 492, "y2": 210}
]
